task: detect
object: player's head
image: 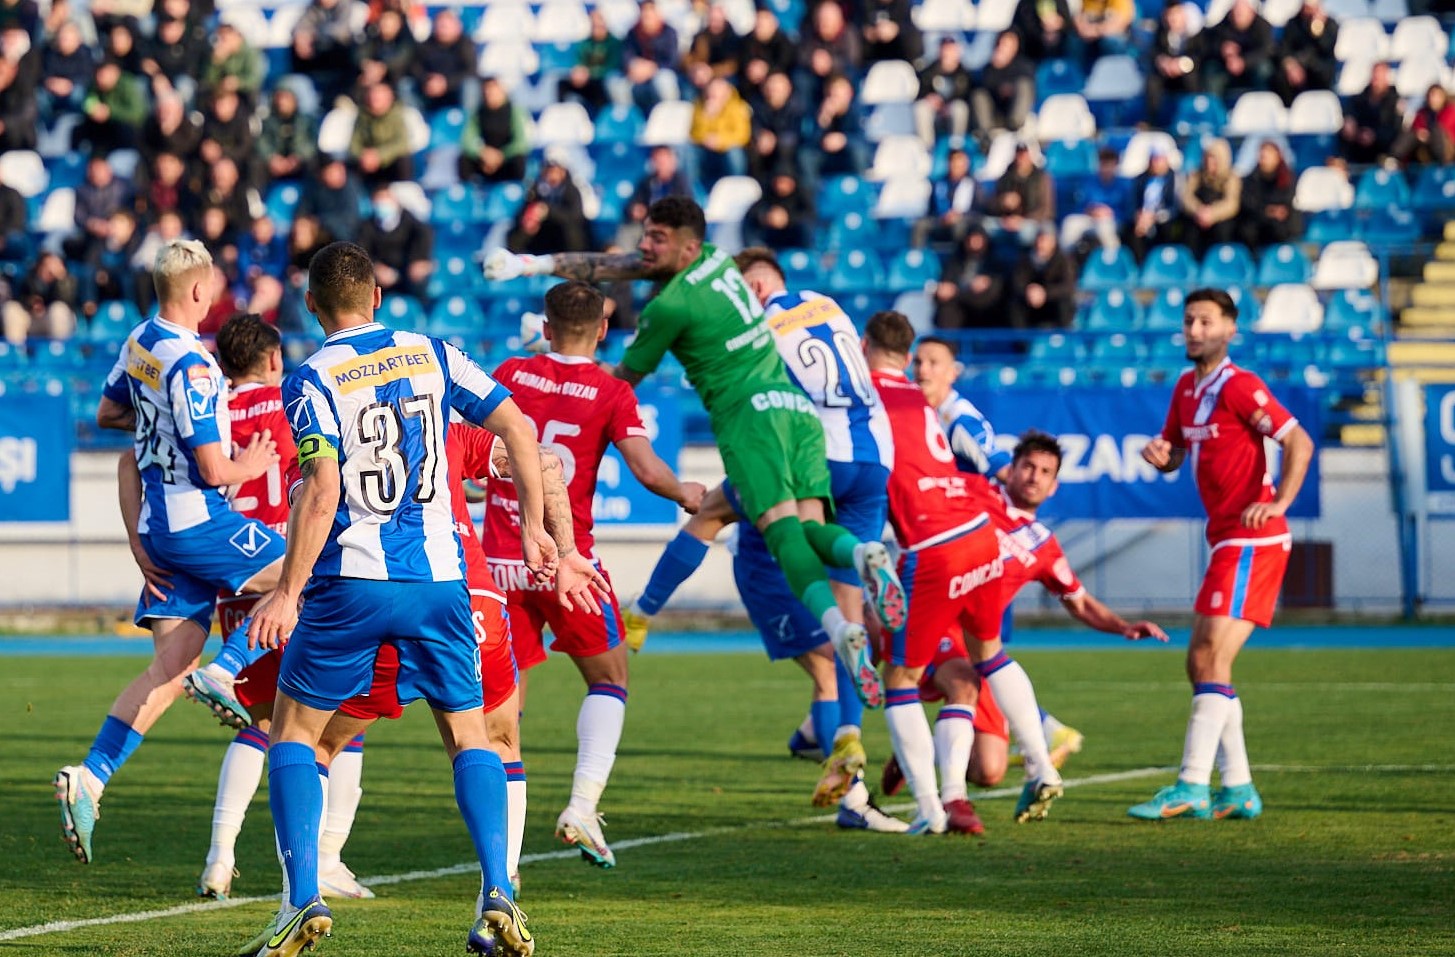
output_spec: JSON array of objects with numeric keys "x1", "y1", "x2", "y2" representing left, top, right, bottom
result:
[
  {"x1": 152, "y1": 239, "x2": 214, "y2": 324},
  {"x1": 640, "y1": 196, "x2": 706, "y2": 280},
  {"x1": 305, "y1": 241, "x2": 381, "y2": 331},
  {"x1": 1183, "y1": 287, "x2": 1238, "y2": 365},
  {"x1": 216, "y1": 313, "x2": 283, "y2": 386},
  {"x1": 1005, "y1": 430, "x2": 1063, "y2": 511},
  {"x1": 862, "y1": 311, "x2": 915, "y2": 370},
  {"x1": 734, "y1": 247, "x2": 786, "y2": 306},
  {"x1": 913, "y1": 335, "x2": 962, "y2": 406},
  {"x1": 543, "y1": 279, "x2": 608, "y2": 351}
]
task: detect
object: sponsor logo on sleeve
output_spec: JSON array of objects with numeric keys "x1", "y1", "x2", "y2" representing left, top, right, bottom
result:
[
  {"x1": 187, "y1": 364, "x2": 218, "y2": 418},
  {"x1": 126, "y1": 340, "x2": 163, "y2": 389}
]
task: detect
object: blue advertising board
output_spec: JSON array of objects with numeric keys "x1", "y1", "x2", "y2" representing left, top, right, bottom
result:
[
  {"x1": 1425, "y1": 384, "x2": 1455, "y2": 515},
  {"x1": 974, "y1": 386, "x2": 1321, "y2": 523},
  {"x1": 593, "y1": 385, "x2": 684, "y2": 526},
  {"x1": 0, "y1": 393, "x2": 71, "y2": 522}
]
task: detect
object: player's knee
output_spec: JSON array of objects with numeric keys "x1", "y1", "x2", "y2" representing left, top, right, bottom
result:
[{"x1": 969, "y1": 755, "x2": 1007, "y2": 788}]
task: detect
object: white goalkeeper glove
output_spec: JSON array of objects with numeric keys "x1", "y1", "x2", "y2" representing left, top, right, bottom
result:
[
  {"x1": 520, "y1": 311, "x2": 548, "y2": 353},
  {"x1": 483, "y1": 248, "x2": 556, "y2": 282}
]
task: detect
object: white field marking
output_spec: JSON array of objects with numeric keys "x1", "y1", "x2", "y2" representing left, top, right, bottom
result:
[
  {"x1": 1053, "y1": 682, "x2": 1455, "y2": 693},
  {"x1": 1252, "y1": 764, "x2": 1455, "y2": 774},
  {"x1": 1, "y1": 766, "x2": 1171, "y2": 943}
]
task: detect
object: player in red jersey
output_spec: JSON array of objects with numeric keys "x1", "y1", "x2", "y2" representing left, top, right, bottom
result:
[
  {"x1": 482, "y1": 281, "x2": 704, "y2": 869},
  {"x1": 881, "y1": 431, "x2": 1168, "y2": 834},
  {"x1": 1129, "y1": 288, "x2": 1314, "y2": 822}
]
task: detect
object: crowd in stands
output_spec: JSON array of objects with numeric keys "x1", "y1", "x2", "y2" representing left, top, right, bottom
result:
[{"x1": 0, "y1": 0, "x2": 1448, "y2": 351}]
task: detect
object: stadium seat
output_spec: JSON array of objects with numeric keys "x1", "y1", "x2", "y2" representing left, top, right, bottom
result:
[
  {"x1": 477, "y1": 43, "x2": 540, "y2": 90},
  {"x1": 1258, "y1": 0, "x2": 1304, "y2": 25},
  {"x1": 475, "y1": 1, "x2": 536, "y2": 43},
  {"x1": 1083, "y1": 55, "x2": 1144, "y2": 126},
  {"x1": 1324, "y1": 289, "x2": 1386, "y2": 333},
  {"x1": 826, "y1": 248, "x2": 886, "y2": 294},
  {"x1": 1324, "y1": 0, "x2": 1372, "y2": 18},
  {"x1": 43, "y1": 153, "x2": 85, "y2": 191},
  {"x1": 1257, "y1": 243, "x2": 1313, "y2": 285},
  {"x1": 1228, "y1": 93, "x2": 1289, "y2": 137},
  {"x1": 35, "y1": 188, "x2": 75, "y2": 235},
  {"x1": 1395, "y1": 53, "x2": 1450, "y2": 98},
  {"x1": 867, "y1": 136, "x2": 931, "y2": 181},
  {"x1": 1035, "y1": 59, "x2": 1086, "y2": 103},
  {"x1": 592, "y1": 177, "x2": 636, "y2": 226},
  {"x1": 1026, "y1": 333, "x2": 1082, "y2": 364},
  {"x1": 913, "y1": 0, "x2": 977, "y2": 30},
  {"x1": 1226, "y1": 286, "x2": 1260, "y2": 326},
  {"x1": 1312, "y1": 241, "x2": 1379, "y2": 289},
  {"x1": 431, "y1": 184, "x2": 486, "y2": 225},
  {"x1": 532, "y1": 0, "x2": 591, "y2": 42},
  {"x1": 1080, "y1": 245, "x2": 1138, "y2": 291},
  {"x1": 1353, "y1": 167, "x2": 1412, "y2": 212},
  {"x1": 703, "y1": 175, "x2": 761, "y2": 224},
  {"x1": 975, "y1": 0, "x2": 1017, "y2": 31},
  {"x1": 426, "y1": 295, "x2": 486, "y2": 339},
  {"x1": 978, "y1": 131, "x2": 1039, "y2": 181},
  {"x1": 428, "y1": 108, "x2": 467, "y2": 150},
  {"x1": 1171, "y1": 94, "x2": 1229, "y2": 137},
  {"x1": 1336, "y1": 57, "x2": 1375, "y2": 98},
  {"x1": 435, "y1": 219, "x2": 487, "y2": 257},
  {"x1": 482, "y1": 182, "x2": 527, "y2": 221},
  {"x1": 535, "y1": 102, "x2": 595, "y2": 147},
  {"x1": 1412, "y1": 166, "x2": 1455, "y2": 227},
  {"x1": 88, "y1": 301, "x2": 142, "y2": 343},
  {"x1": 1390, "y1": 14, "x2": 1447, "y2": 60},
  {"x1": 1146, "y1": 288, "x2": 1187, "y2": 330},
  {"x1": 1043, "y1": 139, "x2": 1097, "y2": 177},
  {"x1": 640, "y1": 101, "x2": 694, "y2": 146},
  {"x1": 1333, "y1": 17, "x2": 1391, "y2": 61},
  {"x1": 819, "y1": 175, "x2": 875, "y2": 218},
  {"x1": 594, "y1": 104, "x2": 646, "y2": 145},
  {"x1": 1287, "y1": 91, "x2": 1344, "y2": 135},
  {"x1": 0, "y1": 151, "x2": 47, "y2": 198},
  {"x1": 388, "y1": 181, "x2": 431, "y2": 222},
  {"x1": 885, "y1": 248, "x2": 940, "y2": 293},
  {"x1": 380, "y1": 295, "x2": 427, "y2": 332},
  {"x1": 893, "y1": 290, "x2": 935, "y2": 333},
  {"x1": 265, "y1": 182, "x2": 302, "y2": 226},
  {"x1": 1140, "y1": 245, "x2": 1199, "y2": 289},
  {"x1": 1294, "y1": 167, "x2": 1354, "y2": 212},
  {"x1": 1119, "y1": 131, "x2": 1182, "y2": 177},
  {"x1": 1256, "y1": 284, "x2": 1323, "y2": 333},
  {"x1": 861, "y1": 60, "x2": 918, "y2": 106},
  {"x1": 779, "y1": 249, "x2": 825, "y2": 289},
  {"x1": 1083, "y1": 289, "x2": 1143, "y2": 331},
  {"x1": 1199, "y1": 243, "x2": 1257, "y2": 288},
  {"x1": 1089, "y1": 332, "x2": 1144, "y2": 366},
  {"x1": 1035, "y1": 94, "x2": 1095, "y2": 142},
  {"x1": 1305, "y1": 209, "x2": 1358, "y2": 244},
  {"x1": 1360, "y1": 208, "x2": 1420, "y2": 246},
  {"x1": 872, "y1": 177, "x2": 931, "y2": 219},
  {"x1": 318, "y1": 103, "x2": 357, "y2": 158}
]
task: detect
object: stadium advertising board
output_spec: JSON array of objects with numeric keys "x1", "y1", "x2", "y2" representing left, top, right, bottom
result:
[
  {"x1": 976, "y1": 387, "x2": 1322, "y2": 523},
  {"x1": 594, "y1": 386, "x2": 682, "y2": 526},
  {"x1": 0, "y1": 393, "x2": 70, "y2": 522},
  {"x1": 1425, "y1": 384, "x2": 1455, "y2": 515}
]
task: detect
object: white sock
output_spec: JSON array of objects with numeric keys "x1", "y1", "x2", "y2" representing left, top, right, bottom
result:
[
  {"x1": 884, "y1": 696, "x2": 942, "y2": 822},
  {"x1": 1180, "y1": 689, "x2": 1236, "y2": 786},
  {"x1": 1041, "y1": 710, "x2": 1066, "y2": 742},
  {"x1": 1215, "y1": 694, "x2": 1252, "y2": 787},
  {"x1": 820, "y1": 605, "x2": 847, "y2": 638},
  {"x1": 569, "y1": 686, "x2": 626, "y2": 816},
  {"x1": 278, "y1": 773, "x2": 329, "y2": 907},
  {"x1": 981, "y1": 656, "x2": 1060, "y2": 785},
  {"x1": 318, "y1": 749, "x2": 363, "y2": 871},
  {"x1": 933, "y1": 706, "x2": 976, "y2": 804},
  {"x1": 833, "y1": 723, "x2": 862, "y2": 744},
  {"x1": 506, "y1": 778, "x2": 527, "y2": 877},
  {"x1": 206, "y1": 738, "x2": 267, "y2": 868}
]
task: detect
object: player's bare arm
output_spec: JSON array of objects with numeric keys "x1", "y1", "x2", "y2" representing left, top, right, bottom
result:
[
  {"x1": 1063, "y1": 592, "x2": 1169, "y2": 642},
  {"x1": 1242, "y1": 421, "x2": 1315, "y2": 530},
  {"x1": 1141, "y1": 436, "x2": 1186, "y2": 473},
  {"x1": 116, "y1": 452, "x2": 172, "y2": 602},
  {"x1": 483, "y1": 248, "x2": 651, "y2": 284},
  {"x1": 539, "y1": 451, "x2": 610, "y2": 614},
  {"x1": 481, "y1": 397, "x2": 556, "y2": 577},
  {"x1": 193, "y1": 431, "x2": 279, "y2": 488},
  {"x1": 616, "y1": 435, "x2": 706, "y2": 514},
  {"x1": 248, "y1": 454, "x2": 340, "y2": 650},
  {"x1": 96, "y1": 394, "x2": 136, "y2": 432}
]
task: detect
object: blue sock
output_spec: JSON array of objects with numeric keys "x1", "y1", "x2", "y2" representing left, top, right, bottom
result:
[
  {"x1": 212, "y1": 618, "x2": 270, "y2": 677},
  {"x1": 453, "y1": 749, "x2": 512, "y2": 900},
  {"x1": 269, "y1": 742, "x2": 323, "y2": 908},
  {"x1": 83, "y1": 716, "x2": 144, "y2": 785},
  {"x1": 835, "y1": 656, "x2": 865, "y2": 733},
  {"x1": 635, "y1": 530, "x2": 709, "y2": 615},
  {"x1": 810, "y1": 699, "x2": 838, "y2": 760}
]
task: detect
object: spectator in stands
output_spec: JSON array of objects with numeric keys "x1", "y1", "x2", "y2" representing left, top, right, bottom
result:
[
  {"x1": 139, "y1": 151, "x2": 195, "y2": 225},
  {"x1": 360, "y1": 184, "x2": 435, "y2": 297},
  {"x1": 987, "y1": 141, "x2": 1053, "y2": 245},
  {"x1": 804, "y1": 73, "x2": 867, "y2": 184},
  {"x1": 41, "y1": 0, "x2": 93, "y2": 45},
  {"x1": 1010, "y1": 225, "x2": 1075, "y2": 329},
  {"x1": 459, "y1": 75, "x2": 529, "y2": 184},
  {"x1": 413, "y1": 9, "x2": 474, "y2": 112},
  {"x1": 237, "y1": 215, "x2": 289, "y2": 299},
  {"x1": 292, "y1": 0, "x2": 358, "y2": 100},
  {"x1": 199, "y1": 89, "x2": 257, "y2": 179},
  {"x1": 3, "y1": 252, "x2": 78, "y2": 344},
  {"x1": 0, "y1": 0, "x2": 39, "y2": 36},
  {"x1": 355, "y1": 8, "x2": 417, "y2": 101},
  {"x1": 1340, "y1": 61, "x2": 1402, "y2": 165},
  {"x1": 39, "y1": 20, "x2": 94, "y2": 121},
  {"x1": 559, "y1": 8, "x2": 620, "y2": 114},
  {"x1": 131, "y1": 209, "x2": 189, "y2": 309},
  {"x1": 684, "y1": 3, "x2": 742, "y2": 92},
  {"x1": 350, "y1": 81, "x2": 414, "y2": 185},
  {"x1": 619, "y1": 144, "x2": 692, "y2": 248},
  {"x1": 89, "y1": 0, "x2": 149, "y2": 34},
  {"x1": 1393, "y1": 83, "x2": 1455, "y2": 166},
  {"x1": 140, "y1": 93, "x2": 203, "y2": 171},
  {"x1": 141, "y1": 10, "x2": 207, "y2": 100},
  {"x1": 1012, "y1": 0, "x2": 1073, "y2": 60},
  {"x1": 1271, "y1": 0, "x2": 1337, "y2": 107},
  {"x1": 102, "y1": 22, "x2": 143, "y2": 76},
  {"x1": 935, "y1": 224, "x2": 1004, "y2": 328},
  {"x1": 1123, "y1": 146, "x2": 1178, "y2": 262},
  {"x1": 1073, "y1": 0, "x2": 1134, "y2": 64},
  {"x1": 0, "y1": 179, "x2": 29, "y2": 263},
  {"x1": 623, "y1": 0, "x2": 680, "y2": 114},
  {"x1": 201, "y1": 156, "x2": 258, "y2": 238},
  {"x1": 1146, "y1": 2, "x2": 1202, "y2": 125},
  {"x1": 508, "y1": 150, "x2": 591, "y2": 255},
  {"x1": 1239, "y1": 139, "x2": 1301, "y2": 248},
  {"x1": 83, "y1": 208, "x2": 141, "y2": 313},
  {"x1": 288, "y1": 214, "x2": 329, "y2": 274},
  {"x1": 914, "y1": 37, "x2": 972, "y2": 150},
  {"x1": 0, "y1": 53, "x2": 37, "y2": 151},
  {"x1": 971, "y1": 31, "x2": 1035, "y2": 146},
  {"x1": 260, "y1": 86, "x2": 318, "y2": 182},
  {"x1": 741, "y1": 5, "x2": 794, "y2": 97},
  {"x1": 200, "y1": 263, "x2": 244, "y2": 336},
  {"x1": 1199, "y1": 0, "x2": 1273, "y2": 99},
  {"x1": 63, "y1": 155, "x2": 131, "y2": 263},
  {"x1": 862, "y1": 0, "x2": 922, "y2": 64},
  {"x1": 691, "y1": 76, "x2": 752, "y2": 185},
  {"x1": 1076, "y1": 146, "x2": 1131, "y2": 251},
  {"x1": 745, "y1": 169, "x2": 815, "y2": 248},
  {"x1": 74, "y1": 60, "x2": 145, "y2": 154},
  {"x1": 299, "y1": 157, "x2": 364, "y2": 241},
  {"x1": 199, "y1": 205, "x2": 242, "y2": 275},
  {"x1": 914, "y1": 147, "x2": 977, "y2": 248},
  {"x1": 801, "y1": 0, "x2": 861, "y2": 97},
  {"x1": 201, "y1": 22, "x2": 264, "y2": 104},
  {"x1": 1179, "y1": 136, "x2": 1240, "y2": 257},
  {"x1": 749, "y1": 71, "x2": 803, "y2": 181}
]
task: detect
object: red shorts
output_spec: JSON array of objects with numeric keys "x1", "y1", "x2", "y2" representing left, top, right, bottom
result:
[
  {"x1": 915, "y1": 631, "x2": 1009, "y2": 740},
  {"x1": 882, "y1": 526, "x2": 1001, "y2": 669},
  {"x1": 217, "y1": 594, "x2": 282, "y2": 711},
  {"x1": 489, "y1": 559, "x2": 624, "y2": 670},
  {"x1": 337, "y1": 593, "x2": 518, "y2": 721},
  {"x1": 1195, "y1": 538, "x2": 1291, "y2": 628}
]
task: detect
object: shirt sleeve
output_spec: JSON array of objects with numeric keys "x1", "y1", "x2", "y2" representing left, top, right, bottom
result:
[
  {"x1": 621, "y1": 299, "x2": 678, "y2": 378},
  {"x1": 1037, "y1": 538, "x2": 1086, "y2": 600},
  {"x1": 440, "y1": 340, "x2": 510, "y2": 425},
  {"x1": 947, "y1": 400, "x2": 1007, "y2": 475},
  {"x1": 283, "y1": 367, "x2": 342, "y2": 470},
  {"x1": 1224, "y1": 372, "x2": 1298, "y2": 440},
  {"x1": 608, "y1": 381, "x2": 651, "y2": 445},
  {"x1": 168, "y1": 354, "x2": 224, "y2": 450},
  {"x1": 101, "y1": 344, "x2": 133, "y2": 407},
  {"x1": 1161, "y1": 382, "x2": 1184, "y2": 447}
]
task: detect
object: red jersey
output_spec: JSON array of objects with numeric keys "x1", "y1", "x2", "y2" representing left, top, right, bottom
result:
[
  {"x1": 227, "y1": 383, "x2": 298, "y2": 533},
  {"x1": 447, "y1": 423, "x2": 501, "y2": 599},
  {"x1": 990, "y1": 489, "x2": 1085, "y2": 601},
  {"x1": 481, "y1": 353, "x2": 648, "y2": 561},
  {"x1": 1161, "y1": 359, "x2": 1297, "y2": 545},
  {"x1": 871, "y1": 368, "x2": 992, "y2": 551}
]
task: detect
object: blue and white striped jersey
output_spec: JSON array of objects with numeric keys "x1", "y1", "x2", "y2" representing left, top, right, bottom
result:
[
  {"x1": 102, "y1": 316, "x2": 235, "y2": 535},
  {"x1": 937, "y1": 390, "x2": 1012, "y2": 477},
  {"x1": 763, "y1": 290, "x2": 893, "y2": 469},
  {"x1": 283, "y1": 323, "x2": 510, "y2": 583}
]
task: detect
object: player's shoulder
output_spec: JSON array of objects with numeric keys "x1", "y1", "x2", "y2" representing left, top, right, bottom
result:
[
  {"x1": 945, "y1": 391, "x2": 988, "y2": 421},
  {"x1": 1225, "y1": 361, "x2": 1273, "y2": 393}
]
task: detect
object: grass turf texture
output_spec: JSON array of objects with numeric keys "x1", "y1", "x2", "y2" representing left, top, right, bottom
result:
[{"x1": 1, "y1": 648, "x2": 1451, "y2": 956}]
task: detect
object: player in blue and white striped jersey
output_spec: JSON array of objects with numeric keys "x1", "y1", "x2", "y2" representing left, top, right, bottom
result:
[
  {"x1": 913, "y1": 335, "x2": 1012, "y2": 479},
  {"x1": 54, "y1": 240, "x2": 285, "y2": 868},
  {"x1": 242, "y1": 242, "x2": 566, "y2": 957}
]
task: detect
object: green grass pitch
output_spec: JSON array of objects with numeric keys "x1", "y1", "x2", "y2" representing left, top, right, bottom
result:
[{"x1": 1, "y1": 647, "x2": 1452, "y2": 956}]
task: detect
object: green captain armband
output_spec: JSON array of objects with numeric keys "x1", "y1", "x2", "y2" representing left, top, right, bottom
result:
[{"x1": 297, "y1": 435, "x2": 338, "y2": 468}]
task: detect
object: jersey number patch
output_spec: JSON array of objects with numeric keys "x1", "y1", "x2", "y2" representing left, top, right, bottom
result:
[{"x1": 356, "y1": 396, "x2": 441, "y2": 515}]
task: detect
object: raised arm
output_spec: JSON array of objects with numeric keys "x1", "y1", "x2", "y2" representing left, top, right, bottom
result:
[
  {"x1": 483, "y1": 248, "x2": 653, "y2": 284},
  {"x1": 1062, "y1": 591, "x2": 1168, "y2": 642},
  {"x1": 615, "y1": 435, "x2": 705, "y2": 513}
]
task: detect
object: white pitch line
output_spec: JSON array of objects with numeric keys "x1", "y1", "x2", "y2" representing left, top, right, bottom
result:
[
  {"x1": 1253, "y1": 764, "x2": 1455, "y2": 773},
  {"x1": 0, "y1": 766, "x2": 1172, "y2": 943}
]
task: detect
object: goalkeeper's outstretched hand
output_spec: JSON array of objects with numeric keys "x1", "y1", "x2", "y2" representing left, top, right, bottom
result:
[{"x1": 483, "y1": 248, "x2": 555, "y2": 282}]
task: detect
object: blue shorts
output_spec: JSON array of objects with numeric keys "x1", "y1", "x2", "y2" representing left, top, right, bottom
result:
[
  {"x1": 731, "y1": 526, "x2": 826, "y2": 662},
  {"x1": 278, "y1": 578, "x2": 483, "y2": 713},
  {"x1": 135, "y1": 512, "x2": 286, "y2": 632},
  {"x1": 824, "y1": 461, "x2": 890, "y2": 586}
]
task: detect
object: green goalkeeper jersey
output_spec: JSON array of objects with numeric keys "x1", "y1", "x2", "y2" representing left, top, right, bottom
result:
[{"x1": 621, "y1": 244, "x2": 796, "y2": 421}]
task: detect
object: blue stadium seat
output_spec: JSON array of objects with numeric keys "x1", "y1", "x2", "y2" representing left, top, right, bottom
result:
[
  {"x1": 1170, "y1": 94, "x2": 1229, "y2": 137},
  {"x1": 1226, "y1": 286, "x2": 1260, "y2": 326},
  {"x1": 482, "y1": 183, "x2": 527, "y2": 222},
  {"x1": 836, "y1": 291, "x2": 896, "y2": 318},
  {"x1": 778, "y1": 249, "x2": 823, "y2": 289},
  {"x1": 1079, "y1": 245, "x2": 1137, "y2": 291},
  {"x1": 826, "y1": 248, "x2": 886, "y2": 294},
  {"x1": 1323, "y1": 336, "x2": 1385, "y2": 369},
  {"x1": 434, "y1": 220, "x2": 486, "y2": 257},
  {"x1": 825, "y1": 211, "x2": 880, "y2": 251},
  {"x1": 426, "y1": 254, "x2": 485, "y2": 299},
  {"x1": 1199, "y1": 243, "x2": 1257, "y2": 288},
  {"x1": 426, "y1": 295, "x2": 486, "y2": 339},
  {"x1": 593, "y1": 177, "x2": 636, "y2": 225},
  {"x1": 28, "y1": 339, "x2": 84, "y2": 371},
  {"x1": 1083, "y1": 288, "x2": 1143, "y2": 331},
  {"x1": 1035, "y1": 59, "x2": 1086, "y2": 103},
  {"x1": 431, "y1": 184, "x2": 487, "y2": 224},
  {"x1": 1089, "y1": 333, "x2": 1144, "y2": 366},
  {"x1": 88, "y1": 300, "x2": 142, "y2": 343},
  {"x1": 1148, "y1": 332, "x2": 1187, "y2": 367},
  {"x1": 1026, "y1": 333, "x2": 1082, "y2": 364},
  {"x1": 1139, "y1": 244, "x2": 1198, "y2": 289},
  {"x1": 379, "y1": 294, "x2": 427, "y2": 332},
  {"x1": 1324, "y1": 289, "x2": 1387, "y2": 333},
  {"x1": 265, "y1": 182, "x2": 302, "y2": 227},
  {"x1": 1353, "y1": 167, "x2": 1412, "y2": 212},
  {"x1": 1257, "y1": 243, "x2": 1313, "y2": 285},
  {"x1": 1359, "y1": 208, "x2": 1419, "y2": 246},
  {"x1": 594, "y1": 104, "x2": 645, "y2": 144},
  {"x1": 819, "y1": 176, "x2": 876, "y2": 219},
  {"x1": 537, "y1": 41, "x2": 577, "y2": 73},
  {"x1": 1146, "y1": 288, "x2": 1187, "y2": 330},
  {"x1": 1305, "y1": 209, "x2": 1357, "y2": 244},
  {"x1": 1413, "y1": 165, "x2": 1455, "y2": 213},
  {"x1": 44, "y1": 153, "x2": 86, "y2": 190},
  {"x1": 591, "y1": 140, "x2": 647, "y2": 183},
  {"x1": 0, "y1": 340, "x2": 26, "y2": 372},
  {"x1": 428, "y1": 107, "x2": 467, "y2": 150},
  {"x1": 1043, "y1": 140, "x2": 1097, "y2": 177},
  {"x1": 885, "y1": 248, "x2": 940, "y2": 293}
]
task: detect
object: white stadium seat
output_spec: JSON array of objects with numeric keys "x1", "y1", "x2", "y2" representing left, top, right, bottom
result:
[
  {"x1": 913, "y1": 0, "x2": 976, "y2": 32},
  {"x1": 640, "y1": 101, "x2": 695, "y2": 146},
  {"x1": 703, "y1": 176, "x2": 762, "y2": 224},
  {"x1": 1119, "y1": 131, "x2": 1182, "y2": 177},
  {"x1": 867, "y1": 135, "x2": 932, "y2": 181},
  {"x1": 861, "y1": 61, "x2": 920, "y2": 106},
  {"x1": 534, "y1": 102, "x2": 595, "y2": 146},
  {"x1": 317, "y1": 103, "x2": 358, "y2": 158},
  {"x1": 1294, "y1": 166, "x2": 1354, "y2": 212},
  {"x1": 532, "y1": 0, "x2": 591, "y2": 43},
  {"x1": 1083, "y1": 55, "x2": 1144, "y2": 103},
  {"x1": 1396, "y1": 53, "x2": 1451, "y2": 98},
  {"x1": 1390, "y1": 14, "x2": 1446, "y2": 60},
  {"x1": 403, "y1": 105, "x2": 430, "y2": 154},
  {"x1": 873, "y1": 176, "x2": 931, "y2": 219},
  {"x1": 1336, "y1": 57, "x2": 1375, "y2": 97},
  {"x1": 1226, "y1": 92, "x2": 1289, "y2": 136},
  {"x1": 1258, "y1": 0, "x2": 1303, "y2": 26},
  {"x1": 0, "y1": 150, "x2": 47, "y2": 198},
  {"x1": 1256, "y1": 284, "x2": 1324, "y2": 333},
  {"x1": 37, "y1": 187, "x2": 76, "y2": 233},
  {"x1": 1036, "y1": 94, "x2": 1096, "y2": 142},
  {"x1": 474, "y1": 1, "x2": 535, "y2": 43},
  {"x1": 477, "y1": 43, "x2": 540, "y2": 90},
  {"x1": 387, "y1": 181, "x2": 431, "y2": 221},
  {"x1": 975, "y1": 0, "x2": 1017, "y2": 32},
  {"x1": 1288, "y1": 91, "x2": 1345, "y2": 135},
  {"x1": 1333, "y1": 17, "x2": 1391, "y2": 61},
  {"x1": 1312, "y1": 241, "x2": 1380, "y2": 289}
]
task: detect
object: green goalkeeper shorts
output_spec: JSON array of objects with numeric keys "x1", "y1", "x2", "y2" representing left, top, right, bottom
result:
[{"x1": 713, "y1": 387, "x2": 832, "y2": 523}]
